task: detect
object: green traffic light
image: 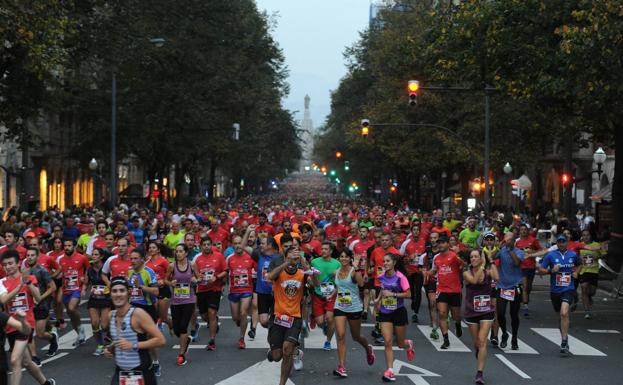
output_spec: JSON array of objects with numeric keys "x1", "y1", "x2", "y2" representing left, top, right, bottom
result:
[
  {"x1": 330, "y1": 170, "x2": 336, "y2": 176},
  {"x1": 348, "y1": 186, "x2": 354, "y2": 192}
]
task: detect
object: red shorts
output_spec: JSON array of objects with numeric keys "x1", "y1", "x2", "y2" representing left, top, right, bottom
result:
[{"x1": 312, "y1": 293, "x2": 336, "y2": 317}]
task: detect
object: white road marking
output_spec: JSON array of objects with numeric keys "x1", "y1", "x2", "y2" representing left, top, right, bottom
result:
[
  {"x1": 587, "y1": 329, "x2": 620, "y2": 334},
  {"x1": 531, "y1": 328, "x2": 607, "y2": 356},
  {"x1": 497, "y1": 333, "x2": 539, "y2": 354},
  {"x1": 42, "y1": 325, "x2": 93, "y2": 351},
  {"x1": 394, "y1": 360, "x2": 441, "y2": 385},
  {"x1": 416, "y1": 325, "x2": 470, "y2": 352},
  {"x1": 495, "y1": 354, "x2": 531, "y2": 379},
  {"x1": 214, "y1": 360, "x2": 295, "y2": 385}
]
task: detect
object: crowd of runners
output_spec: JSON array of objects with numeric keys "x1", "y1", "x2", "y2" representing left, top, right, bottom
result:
[{"x1": 0, "y1": 190, "x2": 610, "y2": 385}]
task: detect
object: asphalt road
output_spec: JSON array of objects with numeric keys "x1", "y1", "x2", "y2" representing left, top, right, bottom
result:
[{"x1": 19, "y1": 279, "x2": 623, "y2": 385}]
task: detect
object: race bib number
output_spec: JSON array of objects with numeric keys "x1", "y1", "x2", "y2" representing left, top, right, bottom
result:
[
  {"x1": 119, "y1": 371, "x2": 144, "y2": 385},
  {"x1": 129, "y1": 287, "x2": 143, "y2": 302},
  {"x1": 382, "y1": 296, "x2": 398, "y2": 310},
  {"x1": 409, "y1": 254, "x2": 419, "y2": 267},
  {"x1": 173, "y1": 283, "x2": 191, "y2": 299},
  {"x1": 319, "y1": 282, "x2": 335, "y2": 298},
  {"x1": 202, "y1": 270, "x2": 214, "y2": 285},
  {"x1": 584, "y1": 256, "x2": 594, "y2": 266},
  {"x1": 65, "y1": 274, "x2": 79, "y2": 291},
  {"x1": 473, "y1": 295, "x2": 492, "y2": 312},
  {"x1": 274, "y1": 313, "x2": 294, "y2": 328},
  {"x1": 234, "y1": 273, "x2": 248, "y2": 288},
  {"x1": 10, "y1": 292, "x2": 29, "y2": 313},
  {"x1": 556, "y1": 273, "x2": 571, "y2": 287},
  {"x1": 92, "y1": 285, "x2": 108, "y2": 298},
  {"x1": 499, "y1": 289, "x2": 516, "y2": 301},
  {"x1": 262, "y1": 265, "x2": 270, "y2": 282},
  {"x1": 336, "y1": 292, "x2": 353, "y2": 307}
]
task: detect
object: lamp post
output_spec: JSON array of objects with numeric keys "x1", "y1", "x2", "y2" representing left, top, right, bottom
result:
[
  {"x1": 111, "y1": 37, "x2": 165, "y2": 208},
  {"x1": 89, "y1": 158, "x2": 99, "y2": 208},
  {"x1": 503, "y1": 162, "x2": 513, "y2": 211},
  {"x1": 593, "y1": 147, "x2": 606, "y2": 180}
]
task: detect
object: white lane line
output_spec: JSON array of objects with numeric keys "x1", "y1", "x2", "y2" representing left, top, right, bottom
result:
[
  {"x1": 495, "y1": 354, "x2": 531, "y2": 379},
  {"x1": 417, "y1": 325, "x2": 470, "y2": 352},
  {"x1": 531, "y1": 328, "x2": 607, "y2": 356},
  {"x1": 42, "y1": 325, "x2": 94, "y2": 351},
  {"x1": 497, "y1": 333, "x2": 539, "y2": 355},
  {"x1": 20, "y1": 353, "x2": 69, "y2": 372},
  {"x1": 588, "y1": 329, "x2": 620, "y2": 334}
]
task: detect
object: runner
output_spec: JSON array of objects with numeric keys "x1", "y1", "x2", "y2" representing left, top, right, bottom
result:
[
  {"x1": 515, "y1": 223, "x2": 541, "y2": 317},
  {"x1": 227, "y1": 235, "x2": 256, "y2": 349},
  {"x1": 101, "y1": 237, "x2": 133, "y2": 286},
  {"x1": 374, "y1": 252, "x2": 415, "y2": 382},
  {"x1": 422, "y1": 231, "x2": 441, "y2": 340},
  {"x1": 495, "y1": 232, "x2": 524, "y2": 350},
  {"x1": 48, "y1": 237, "x2": 66, "y2": 330},
  {"x1": 85, "y1": 247, "x2": 112, "y2": 356},
  {"x1": 104, "y1": 276, "x2": 166, "y2": 385},
  {"x1": 400, "y1": 224, "x2": 425, "y2": 323},
  {"x1": 481, "y1": 233, "x2": 500, "y2": 346},
  {"x1": 578, "y1": 230, "x2": 602, "y2": 319},
  {"x1": 349, "y1": 225, "x2": 375, "y2": 321},
  {"x1": 538, "y1": 234, "x2": 581, "y2": 354},
  {"x1": 254, "y1": 237, "x2": 280, "y2": 328},
  {"x1": 144, "y1": 241, "x2": 171, "y2": 333},
  {"x1": 58, "y1": 238, "x2": 90, "y2": 346},
  {"x1": 311, "y1": 241, "x2": 341, "y2": 350},
  {"x1": 0, "y1": 250, "x2": 56, "y2": 385},
  {"x1": 23, "y1": 247, "x2": 58, "y2": 365},
  {"x1": 370, "y1": 233, "x2": 400, "y2": 344},
  {"x1": 332, "y1": 248, "x2": 375, "y2": 378},
  {"x1": 127, "y1": 249, "x2": 161, "y2": 375},
  {"x1": 464, "y1": 249, "x2": 499, "y2": 385},
  {"x1": 193, "y1": 237, "x2": 227, "y2": 351},
  {"x1": 0, "y1": 307, "x2": 36, "y2": 385},
  {"x1": 430, "y1": 235, "x2": 465, "y2": 349},
  {"x1": 166, "y1": 244, "x2": 198, "y2": 365},
  {"x1": 266, "y1": 246, "x2": 319, "y2": 385}
]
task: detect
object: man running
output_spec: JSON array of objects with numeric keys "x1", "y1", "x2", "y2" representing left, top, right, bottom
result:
[
  {"x1": 349, "y1": 225, "x2": 375, "y2": 320},
  {"x1": 495, "y1": 232, "x2": 524, "y2": 350},
  {"x1": 227, "y1": 235, "x2": 256, "y2": 349},
  {"x1": 101, "y1": 238, "x2": 133, "y2": 286},
  {"x1": 311, "y1": 241, "x2": 341, "y2": 350},
  {"x1": 515, "y1": 223, "x2": 541, "y2": 317},
  {"x1": 58, "y1": 239, "x2": 90, "y2": 347}
]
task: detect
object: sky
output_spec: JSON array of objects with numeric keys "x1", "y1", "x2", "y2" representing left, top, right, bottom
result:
[{"x1": 254, "y1": 0, "x2": 371, "y2": 129}]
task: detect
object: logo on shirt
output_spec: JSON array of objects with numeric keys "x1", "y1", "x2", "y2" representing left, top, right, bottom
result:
[{"x1": 281, "y1": 279, "x2": 301, "y2": 298}]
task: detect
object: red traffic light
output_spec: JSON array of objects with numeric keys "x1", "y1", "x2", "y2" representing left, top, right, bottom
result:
[
  {"x1": 389, "y1": 185, "x2": 397, "y2": 193},
  {"x1": 561, "y1": 173, "x2": 570, "y2": 185}
]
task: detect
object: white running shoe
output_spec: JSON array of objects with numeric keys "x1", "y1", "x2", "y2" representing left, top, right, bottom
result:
[{"x1": 293, "y1": 349, "x2": 304, "y2": 371}]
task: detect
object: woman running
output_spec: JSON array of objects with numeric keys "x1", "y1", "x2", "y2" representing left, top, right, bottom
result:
[
  {"x1": 333, "y1": 248, "x2": 375, "y2": 378},
  {"x1": 464, "y1": 249, "x2": 499, "y2": 385},
  {"x1": 86, "y1": 248, "x2": 112, "y2": 356},
  {"x1": 374, "y1": 253, "x2": 415, "y2": 382},
  {"x1": 166, "y1": 244, "x2": 198, "y2": 366},
  {"x1": 145, "y1": 241, "x2": 171, "y2": 333}
]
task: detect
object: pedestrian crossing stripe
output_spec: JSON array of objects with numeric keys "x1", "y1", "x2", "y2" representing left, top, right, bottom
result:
[
  {"x1": 531, "y1": 328, "x2": 607, "y2": 356},
  {"x1": 417, "y1": 325, "x2": 470, "y2": 352},
  {"x1": 496, "y1": 332, "x2": 539, "y2": 355}
]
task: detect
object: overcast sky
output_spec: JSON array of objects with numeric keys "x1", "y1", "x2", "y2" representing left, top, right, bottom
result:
[{"x1": 254, "y1": 0, "x2": 370, "y2": 129}]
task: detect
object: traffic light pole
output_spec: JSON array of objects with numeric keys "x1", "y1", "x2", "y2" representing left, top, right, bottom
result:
[{"x1": 484, "y1": 89, "x2": 491, "y2": 213}]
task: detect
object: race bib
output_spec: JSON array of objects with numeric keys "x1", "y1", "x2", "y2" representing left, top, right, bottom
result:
[
  {"x1": 274, "y1": 313, "x2": 294, "y2": 328},
  {"x1": 202, "y1": 270, "x2": 214, "y2": 285},
  {"x1": 10, "y1": 292, "x2": 29, "y2": 313},
  {"x1": 173, "y1": 283, "x2": 191, "y2": 299},
  {"x1": 234, "y1": 273, "x2": 249, "y2": 288},
  {"x1": 382, "y1": 296, "x2": 398, "y2": 310},
  {"x1": 319, "y1": 282, "x2": 335, "y2": 297},
  {"x1": 556, "y1": 273, "x2": 571, "y2": 287},
  {"x1": 262, "y1": 265, "x2": 270, "y2": 282},
  {"x1": 119, "y1": 371, "x2": 144, "y2": 385},
  {"x1": 336, "y1": 292, "x2": 353, "y2": 307},
  {"x1": 92, "y1": 285, "x2": 108, "y2": 298},
  {"x1": 499, "y1": 289, "x2": 516, "y2": 301},
  {"x1": 376, "y1": 266, "x2": 384, "y2": 276},
  {"x1": 584, "y1": 256, "x2": 594, "y2": 266},
  {"x1": 473, "y1": 295, "x2": 492, "y2": 312},
  {"x1": 129, "y1": 287, "x2": 143, "y2": 302},
  {"x1": 65, "y1": 274, "x2": 79, "y2": 291}
]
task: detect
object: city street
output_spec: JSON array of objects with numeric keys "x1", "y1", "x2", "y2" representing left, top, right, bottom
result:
[{"x1": 23, "y1": 282, "x2": 623, "y2": 385}]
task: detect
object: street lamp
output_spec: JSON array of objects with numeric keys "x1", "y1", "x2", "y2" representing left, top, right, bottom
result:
[
  {"x1": 503, "y1": 162, "x2": 513, "y2": 175},
  {"x1": 593, "y1": 147, "x2": 606, "y2": 179},
  {"x1": 89, "y1": 158, "x2": 99, "y2": 207}
]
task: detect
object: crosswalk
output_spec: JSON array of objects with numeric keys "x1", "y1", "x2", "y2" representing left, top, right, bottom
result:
[{"x1": 531, "y1": 328, "x2": 607, "y2": 356}]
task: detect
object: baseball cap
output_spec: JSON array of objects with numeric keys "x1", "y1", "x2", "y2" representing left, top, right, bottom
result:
[
  {"x1": 483, "y1": 232, "x2": 496, "y2": 240},
  {"x1": 110, "y1": 276, "x2": 128, "y2": 289}
]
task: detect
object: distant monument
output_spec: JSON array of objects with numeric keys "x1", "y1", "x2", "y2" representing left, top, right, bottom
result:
[{"x1": 299, "y1": 94, "x2": 315, "y2": 172}]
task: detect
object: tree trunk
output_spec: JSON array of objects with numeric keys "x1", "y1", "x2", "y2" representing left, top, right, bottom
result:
[{"x1": 208, "y1": 156, "x2": 217, "y2": 203}]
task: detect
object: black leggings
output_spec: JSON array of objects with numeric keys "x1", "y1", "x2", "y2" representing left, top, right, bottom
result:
[
  {"x1": 497, "y1": 292, "x2": 521, "y2": 338},
  {"x1": 407, "y1": 272, "x2": 423, "y2": 314},
  {"x1": 171, "y1": 303, "x2": 196, "y2": 337}
]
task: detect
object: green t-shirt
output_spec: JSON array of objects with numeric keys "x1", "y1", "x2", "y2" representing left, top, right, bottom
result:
[
  {"x1": 459, "y1": 228, "x2": 481, "y2": 249},
  {"x1": 163, "y1": 231, "x2": 185, "y2": 250},
  {"x1": 311, "y1": 257, "x2": 341, "y2": 297},
  {"x1": 579, "y1": 242, "x2": 602, "y2": 275},
  {"x1": 443, "y1": 219, "x2": 461, "y2": 232}
]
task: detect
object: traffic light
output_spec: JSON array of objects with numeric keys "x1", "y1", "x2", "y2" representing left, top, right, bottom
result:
[
  {"x1": 335, "y1": 151, "x2": 342, "y2": 159},
  {"x1": 510, "y1": 179, "x2": 522, "y2": 197},
  {"x1": 344, "y1": 161, "x2": 350, "y2": 171},
  {"x1": 361, "y1": 119, "x2": 370, "y2": 137},
  {"x1": 471, "y1": 178, "x2": 482, "y2": 194},
  {"x1": 561, "y1": 173, "x2": 571, "y2": 188},
  {"x1": 330, "y1": 169, "x2": 336, "y2": 176},
  {"x1": 408, "y1": 80, "x2": 419, "y2": 107},
  {"x1": 389, "y1": 185, "x2": 397, "y2": 193}
]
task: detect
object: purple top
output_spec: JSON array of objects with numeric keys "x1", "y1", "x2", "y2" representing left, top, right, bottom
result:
[
  {"x1": 378, "y1": 271, "x2": 409, "y2": 314},
  {"x1": 170, "y1": 260, "x2": 196, "y2": 305},
  {"x1": 464, "y1": 269, "x2": 495, "y2": 318}
]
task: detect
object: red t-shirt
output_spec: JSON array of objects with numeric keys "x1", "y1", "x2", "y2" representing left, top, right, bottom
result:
[
  {"x1": 145, "y1": 256, "x2": 169, "y2": 281},
  {"x1": 434, "y1": 251, "x2": 463, "y2": 294},
  {"x1": 227, "y1": 253, "x2": 256, "y2": 294},
  {"x1": 0, "y1": 245, "x2": 27, "y2": 260},
  {"x1": 36, "y1": 254, "x2": 60, "y2": 275},
  {"x1": 371, "y1": 246, "x2": 400, "y2": 286},
  {"x1": 351, "y1": 239, "x2": 375, "y2": 272},
  {"x1": 92, "y1": 236, "x2": 108, "y2": 251},
  {"x1": 208, "y1": 228, "x2": 229, "y2": 249},
  {"x1": 431, "y1": 226, "x2": 451, "y2": 238},
  {"x1": 324, "y1": 224, "x2": 348, "y2": 241},
  {"x1": 2, "y1": 274, "x2": 38, "y2": 333},
  {"x1": 58, "y1": 253, "x2": 90, "y2": 293},
  {"x1": 103, "y1": 255, "x2": 132, "y2": 279},
  {"x1": 194, "y1": 252, "x2": 227, "y2": 293},
  {"x1": 516, "y1": 236, "x2": 542, "y2": 269},
  {"x1": 404, "y1": 239, "x2": 426, "y2": 274},
  {"x1": 301, "y1": 239, "x2": 322, "y2": 257},
  {"x1": 256, "y1": 224, "x2": 276, "y2": 237}
]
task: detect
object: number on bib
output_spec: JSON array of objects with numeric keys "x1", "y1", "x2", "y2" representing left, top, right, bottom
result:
[{"x1": 119, "y1": 370, "x2": 145, "y2": 385}]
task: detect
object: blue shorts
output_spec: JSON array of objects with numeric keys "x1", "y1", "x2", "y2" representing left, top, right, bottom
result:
[
  {"x1": 62, "y1": 291, "x2": 81, "y2": 306},
  {"x1": 228, "y1": 292, "x2": 253, "y2": 303}
]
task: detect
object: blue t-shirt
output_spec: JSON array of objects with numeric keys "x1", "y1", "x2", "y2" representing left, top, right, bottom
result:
[
  {"x1": 540, "y1": 249, "x2": 580, "y2": 293},
  {"x1": 496, "y1": 246, "x2": 525, "y2": 289},
  {"x1": 256, "y1": 253, "x2": 279, "y2": 295}
]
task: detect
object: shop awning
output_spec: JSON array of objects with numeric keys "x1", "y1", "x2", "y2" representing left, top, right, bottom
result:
[{"x1": 591, "y1": 182, "x2": 612, "y2": 203}]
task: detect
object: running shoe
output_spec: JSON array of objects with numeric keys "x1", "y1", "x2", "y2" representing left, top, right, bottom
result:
[
  {"x1": 522, "y1": 304, "x2": 529, "y2": 317},
  {"x1": 374, "y1": 336, "x2": 385, "y2": 345},
  {"x1": 500, "y1": 333, "x2": 509, "y2": 349},
  {"x1": 32, "y1": 356, "x2": 42, "y2": 367},
  {"x1": 511, "y1": 339, "x2": 519, "y2": 351},
  {"x1": 207, "y1": 340, "x2": 216, "y2": 351},
  {"x1": 411, "y1": 314, "x2": 419, "y2": 323},
  {"x1": 239, "y1": 337, "x2": 246, "y2": 349},
  {"x1": 78, "y1": 325, "x2": 86, "y2": 344},
  {"x1": 248, "y1": 327, "x2": 256, "y2": 340},
  {"x1": 560, "y1": 341, "x2": 570, "y2": 355},
  {"x1": 382, "y1": 369, "x2": 396, "y2": 382},
  {"x1": 176, "y1": 354, "x2": 187, "y2": 366},
  {"x1": 323, "y1": 341, "x2": 332, "y2": 351},
  {"x1": 45, "y1": 379, "x2": 56, "y2": 385},
  {"x1": 333, "y1": 365, "x2": 348, "y2": 377},
  {"x1": 366, "y1": 344, "x2": 376, "y2": 366},
  {"x1": 191, "y1": 323, "x2": 200, "y2": 342},
  {"x1": 293, "y1": 349, "x2": 304, "y2": 371},
  {"x1": 475, "y1": 371, "x2": 485, "y2": 384},
  {"x1": 158, "y1": 322, "x2": 167, "y2": 334},
  {"x1": 47, "y1": 331, "x2": 59, "y2": 357},
  {"x1": 490, "y1": 336, "x2": 498, "y2": 347},
  {"x1": 93, "y1": 345, "x2": 105, "y2": 356},
  {"x1": 301, "y1": 320, "x2": 310, "y2": 338},
  {"x1": 440, "y1": 340, "x2": 450, "y2": 350},
  {"x1": 153, "y1": 362, "x2": 161, "y2": 377},
  {"x1": 455, "y1": 322, "x2": 462, "y2": 338},
  {"x1": 405, "y1": 339, "x2": 415, "y2": 362},
  {"x1": 371, "y1": 329, "x2": 381, "y2": 339},
  {"x1": 584, "y1": 312, "x2": 592, "y2": 319},
  {"x1": 430, "y1": 327, "x2": 439, "y2": 341}
]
